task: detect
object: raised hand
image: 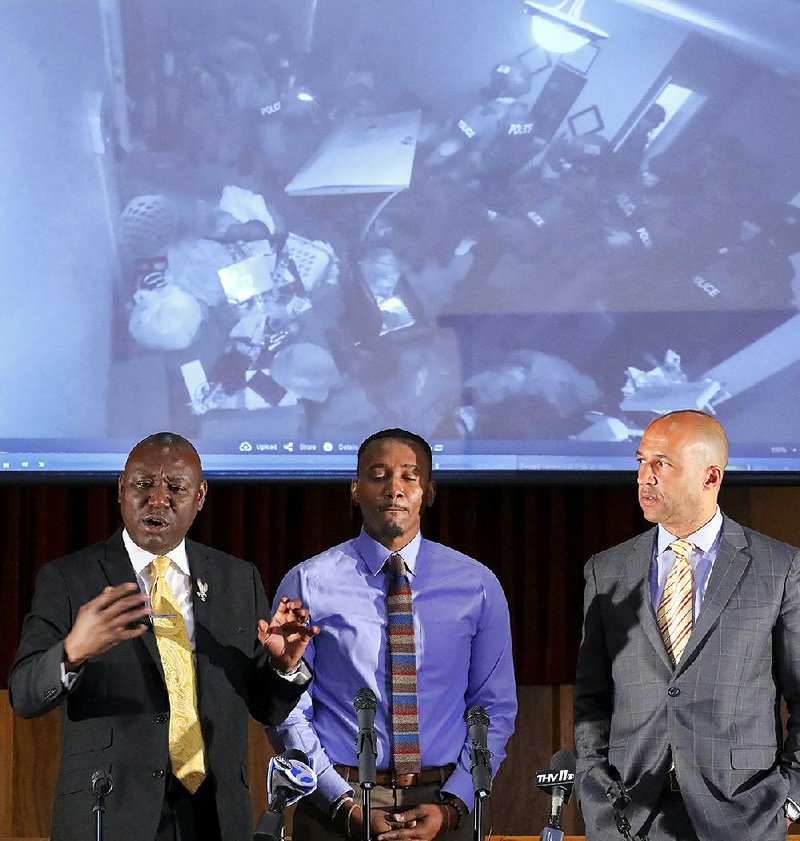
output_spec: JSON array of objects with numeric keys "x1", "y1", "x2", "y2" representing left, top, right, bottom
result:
[
  {"x1": 258, "y1": 596, "x2": 319, "y2": 673},
  {"x1": 63, "y1": 583, "x2": 150, "y2": 669}
]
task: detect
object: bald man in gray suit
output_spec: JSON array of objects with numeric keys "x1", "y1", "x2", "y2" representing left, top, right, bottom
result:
[{"x1": 574, "y1": 410, "x2": 800, "y2": 841}]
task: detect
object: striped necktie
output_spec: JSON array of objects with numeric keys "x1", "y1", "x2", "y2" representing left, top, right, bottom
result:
[
  {"x1": 386, "y1": 553, "x2": 421, "y2": 774},
  {"x1": 150, "y1": 555, "x2": 207, "y2": 793},
  {"x1": 657, "y1": 540, "x2": 695, "y2": 666}
]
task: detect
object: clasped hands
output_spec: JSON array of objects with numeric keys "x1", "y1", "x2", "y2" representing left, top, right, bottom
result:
[{"x1": 340, "y1": 801, "x2": 457, "y2": 840}]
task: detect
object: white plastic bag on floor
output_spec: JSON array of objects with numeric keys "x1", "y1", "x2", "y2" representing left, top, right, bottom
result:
[{"x1": 129, "y1": 284, "x2": 202, "y2": 350}]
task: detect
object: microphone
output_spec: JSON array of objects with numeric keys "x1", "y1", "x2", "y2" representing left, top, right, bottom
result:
[
  {"x1": 91, "y1": 769, "x2": 113, "y2": 837},
  {"x1": 253, "y1": 750, "x2": 317, "y2": 841},
  {"x1": 91, "y1": 769, "x2": 113, "y2": 798},
  {"x1": 534, "y1": 750, "x2": 576, "y2": 839},
  {"x1": 464, "y1": 705, "x2": 492, "y2": 799},
  {"x1": 354, "y1": 687, "x2": 378, "y2": 788},
  {"x1": 268, "y1": 749, "x2": 317, "y2": 812}
]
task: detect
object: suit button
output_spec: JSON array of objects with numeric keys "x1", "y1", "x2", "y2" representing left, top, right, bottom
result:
[
  {"x1": 668, "y1": 687, "x2": 680, "y2": 697},
  {"x1": 153, "y1": 769, "x2": 165, "y2": 778},
  {"x1": 156, "y1": 714, "x2": 168, "y2": 723}
]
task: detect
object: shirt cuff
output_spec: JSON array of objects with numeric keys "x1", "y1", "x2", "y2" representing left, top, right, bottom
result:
[
  {"x1": 786, "y1": 797, "x2": 800, "y2": 823},
  {"x1": 60, "y1": 660, "x2": 81, "y2": 691},
  {"x1": 440, "y1": 766, "x2": 475, "y2": 813},
  {"x1": 314, "y1": 764, "x2": 355, "y2": 810},
  {"x1": 271, "y1": 658, "x2": 312, "y2": 685}
]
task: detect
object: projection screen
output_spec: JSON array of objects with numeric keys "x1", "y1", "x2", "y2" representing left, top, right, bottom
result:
[{"x1": 1, "y1": 0, "x2": 800, "y2": 477}]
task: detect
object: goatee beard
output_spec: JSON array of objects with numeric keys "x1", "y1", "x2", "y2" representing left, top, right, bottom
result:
[{"x1": 380, "y1": 522, "x2": 404, "y2": 541}]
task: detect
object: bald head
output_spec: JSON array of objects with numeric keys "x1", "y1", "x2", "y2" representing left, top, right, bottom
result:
[
  {"x1": 636, "y1": 410, "x2": 727, "y2": 537},
  {"x1": 649, "y1": 410, "x2": 728, "y2": 470}
]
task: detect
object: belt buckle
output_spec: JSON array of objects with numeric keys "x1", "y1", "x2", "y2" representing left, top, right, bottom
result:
[{"x1": 392, "y1": 771, "x2": 415, "y2": 788}]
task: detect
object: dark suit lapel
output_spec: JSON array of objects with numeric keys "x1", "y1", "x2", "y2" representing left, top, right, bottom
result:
[
  {"x1": 98, "y1": 530, "x2": 138, "y2": 586},
  {"x1": 98, "y1": 531, "x2": 164, "y2": 677},
  {"x1": 675, "y1": 517, "x2": 750, "y2": 675},
  {"x1": 627, "y1": 529, "x2": 673, "y2": 670},
  {"x1": 186, "y1": 541, "x2": 216, "y2": 671}
]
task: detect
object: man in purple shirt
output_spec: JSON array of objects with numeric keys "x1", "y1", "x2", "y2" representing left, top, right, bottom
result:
[{"x1": 267, "y1": 428, "x2": 517, "y2": 840}]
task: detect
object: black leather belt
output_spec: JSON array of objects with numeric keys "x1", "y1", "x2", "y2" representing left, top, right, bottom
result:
[
  {"x1": 665, "y1": 768, "x2": 681, "y2": 792},
  {"x1": 333, "y1": 764, "x2": 455, "y2": 788}
]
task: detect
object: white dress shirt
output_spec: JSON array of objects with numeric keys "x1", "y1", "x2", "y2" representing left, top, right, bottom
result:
[{"x1": 123, "y1": 529, "x2": 197, "y2": 649}]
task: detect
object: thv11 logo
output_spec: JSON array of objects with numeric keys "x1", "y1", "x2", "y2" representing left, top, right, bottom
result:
[{"x1": 535, "y1": 769, "x2": 575, "y2": 785}]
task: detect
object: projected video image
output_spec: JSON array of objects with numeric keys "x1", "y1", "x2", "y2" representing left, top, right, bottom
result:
[{"x1": 2, "y1": 0, "x2": 800, "y2": 473}]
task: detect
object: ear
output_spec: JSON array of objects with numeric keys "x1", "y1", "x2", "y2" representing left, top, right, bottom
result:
[
  {"x1": 117, "y1": 473, "x2": 124, "y2": 503},
  {"x1": 197, "y1": 480, "x2": 208, "y2": 511},
  {"x1": 350, "y1": 478, "x2": 359, "y2": 507},
  {"x1": 425, "y1": 479, "x2": 437, "y2": 508},
  {"x1": 703, "y1": 465, "x2": 723, "y2": 492}
]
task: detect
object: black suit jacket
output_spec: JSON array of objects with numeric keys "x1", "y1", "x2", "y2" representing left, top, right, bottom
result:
[
  {"x1": 9, "y1": 531, "x2": 307, "y2": 841},
  {"x1": 574, "y1": 516, "x2": 800, "y2": 841}
]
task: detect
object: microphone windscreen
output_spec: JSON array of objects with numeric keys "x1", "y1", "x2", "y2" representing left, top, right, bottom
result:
[
  {"x1": 354, "y1": 687, "x2": 377, "y2": 711},
  {"x1": 464, "y1": 705, "x2": 490, "y2": 727},
  {"x1": 549, "y1": 750, "x2": 577, "y2": 773}
]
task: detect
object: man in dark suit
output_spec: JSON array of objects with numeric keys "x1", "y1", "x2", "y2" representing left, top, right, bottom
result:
[
  {"x1": 9, "y1": 432, "x2": 318, "y2": 841},
  {"x1": 574, "y1": 410, "x2": 800, "y2": 841}
]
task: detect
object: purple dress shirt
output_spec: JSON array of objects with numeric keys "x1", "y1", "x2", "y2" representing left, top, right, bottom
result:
[{"x1": 266, "y1": 529, "x2": 517, "y2": 811}]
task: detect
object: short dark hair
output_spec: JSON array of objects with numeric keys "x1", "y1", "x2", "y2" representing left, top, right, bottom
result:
[{"x1": 357, "y1": 428, "x2": 432, "y2": 473}]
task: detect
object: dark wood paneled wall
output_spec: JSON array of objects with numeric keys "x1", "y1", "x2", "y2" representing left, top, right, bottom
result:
[
  {"x1": 0, "y1": 686, "x2": 578, "y2": 837},
  {"x1": 2, "y1": 480, "x2": 800, "y2": 837},
  {"x1": 4, "y1": 480, "x2": 800, "y2": 687}
]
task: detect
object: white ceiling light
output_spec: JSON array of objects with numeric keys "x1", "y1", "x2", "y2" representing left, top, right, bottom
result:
[{"x1": 524, "y1": 0, "x2": 610, "y2": 54}]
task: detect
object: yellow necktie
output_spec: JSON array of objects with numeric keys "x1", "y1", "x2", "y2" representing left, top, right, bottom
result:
[
  {"x1": 656, "y1": 540, "x2": 695, "y2": 666},
  {"x1": 150, "y1": 555, "x2": 207, "y2": 793}
]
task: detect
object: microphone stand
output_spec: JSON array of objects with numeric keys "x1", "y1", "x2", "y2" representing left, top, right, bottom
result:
[
  {"x1": 465, "y1": 706, "x2": 491, "y2": 841},
  {"x1": 361, "y1": 783, "x2": 373, "y2": 841},
  {"x1": 356, "y1": 726, "x2": 376, "y2": 841},
  {"x1": 473, "y1": 796, "x2": 484, "y2": 841},
  {"x1": 539, "y1": 784, "x2": 568, "y2": 841},
  {"x1": 252, "y1": 809, "x2": 285, "y2": 841},
  {"x1": 471, "y1": 744, "x2": 491, "y2": 841},
  {"x1": 91, "y1": 771, "x2": 113, "y2": 841}
]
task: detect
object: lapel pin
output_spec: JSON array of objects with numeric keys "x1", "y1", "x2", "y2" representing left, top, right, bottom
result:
[{"x1": 196, "y1": 579, "x2": 209, "y2": 602}]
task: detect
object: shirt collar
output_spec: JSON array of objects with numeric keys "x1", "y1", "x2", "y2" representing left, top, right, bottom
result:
[
  {"x1": 122, "y1": 529, "x2": 190, "y2": 577},
  {"x1": 657, "y1": 506, "x2": 723, "y2": 557},
  {"x1": 354, "y1": 528, "x2": 423, "y2": 576}
]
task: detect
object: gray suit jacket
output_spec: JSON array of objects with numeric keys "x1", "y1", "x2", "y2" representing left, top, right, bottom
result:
[
  {"x1": 574, "y1": 516, "x2": 800, "y2": 841},
  {"x1": 9, "y1": 531, "x2": 308, "y2": 841}
]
